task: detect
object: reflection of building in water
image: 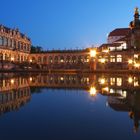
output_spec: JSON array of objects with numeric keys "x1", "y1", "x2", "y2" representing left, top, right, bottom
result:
[
  {"x1": 1, "y1": 73, "x2": 140, "y2": 133},
  {"x1": 0, "y1": 87, "x2": 31, "y2": 115},
  {"x1": 86, "y1": 74, "x2": 140, "y2": 133},
  {"x1": 108, "y1": 92, "x2": 140, "y2": 133},
  {"x1": 0, "y1": 75, "x2": 31, "y2": 115},
  {"x1": 29, "y1": 74, "x2": 92, "y2": 89}
]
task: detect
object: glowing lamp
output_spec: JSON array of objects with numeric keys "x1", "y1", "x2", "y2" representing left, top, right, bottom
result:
[
  {"x1": 90, "y1": 50, "x2": 96, "y2": 57},
  {"x1": 128, "y1": 77, "x2": 133, "y2": 83},
  {"x1": 11, "y1": 79, "x2": 14, "y2": 84},
  {"x1": 100, "y1": 58, "x2": 105, "y2": 64},
  {"x1": 90, "y1": 87, "x2": 97, "y2": 96},
  {"x1": 11, "y1": 57, "x2": 14, "y2": 61},
  {"x1": 128, "y1": 59, "x2": 133, "y2": 64}
]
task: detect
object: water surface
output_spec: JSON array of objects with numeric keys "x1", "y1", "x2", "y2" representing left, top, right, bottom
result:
[{"x1": 0, "y1": 73, "x2": 139, "y2": 140}]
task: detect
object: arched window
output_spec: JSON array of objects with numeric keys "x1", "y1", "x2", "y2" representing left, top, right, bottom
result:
[
  {"x1": 0, "y1": 36, "x2": 3, "y2": 45},
  {"x1": 3, "y1": 37, "x2": 8, "y2": 46},
  {"x1": 60, "y1": 56, "x2": 64, "y2": 63},
  {"x1": 72, "y1": 56, "x2": 76, "y2": 63},
  {"x1": 8, "y1": 39, "x2": 11, "y2": 47},
  {"x1": 18, "y1": 42, "x2": 20, "y2": 50},
  {"x1": 49, "y1": 56, "x2": 53, "y2": 64},
  {"x1": 38, "y1": 57, "x2": 41, "y2": 63},
  {"x1": 78, "y1": 56, "x2": 82, "y2": 63},
  {"x1": 32, "y1": 57, "x2": 36, "y2": 63},
  {"x1": 43, "y1": 56, "x2": 47, "y2": 63},
  {"x1": 5, "y1": 54, "x2": 8, "y2": 61},
  {"x1": 54, "y1": 56, "x2": 58, "y2": 64},
  {"x1": 66, "y1": 56, "x2": 70, "y2": 63},
  {"x1": 21, "y1": 43, "x2": 23, "y2": 50}
]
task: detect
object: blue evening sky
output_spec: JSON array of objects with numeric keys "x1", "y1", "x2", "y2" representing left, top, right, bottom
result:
[{"x1": 0, "y1": 0, "x2": 139, "y2": 50}]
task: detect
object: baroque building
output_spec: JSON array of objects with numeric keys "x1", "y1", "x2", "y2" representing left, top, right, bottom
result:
[{"x1": 0, "y1": 25, "x2": 31, "y2": 69}]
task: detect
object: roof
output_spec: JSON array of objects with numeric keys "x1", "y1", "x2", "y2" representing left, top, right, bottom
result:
[
  {"x1": 108, "y1": 28, "x2": 131, "y2": 37},
  {"x1": 99, "y1": 43, "x2": 123, "y2": 48},
  {"x1": 0, "y1": 24, "x2": 31, "y2": 41}
]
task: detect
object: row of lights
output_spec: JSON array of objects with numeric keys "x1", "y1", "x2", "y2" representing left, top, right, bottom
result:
[{"x1": 90, "y1": 49, "x2": 140, "y2": 67}]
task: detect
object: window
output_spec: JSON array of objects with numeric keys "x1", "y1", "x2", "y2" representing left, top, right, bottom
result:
[
  {"x1": 117, "y1": 55, "x2": 122, "y2": 62},
  {"x1": 110, "y1": 55, "x2": 115, "y2": 62},
  {"x1": 3, "y1": 37, "x2": 8, "y2": 46},
  {"x1": 117, "y1": 78, "x2": 122, "y2": 86},
  {"x1": 134, "y1": 54, "x2": 138, "y2": 59},
  {"x1": 110, "y1": 78, "x2": 115, "y2": 85},
  {"x1": 43, "y1": 56, "x2": 47, "y2": 63},
  {"x1": 38, "y1": 57, "x2": 41, "y2": 63},
  {"x1": 0, "y1": 36, "x2": 3, "y2": 45}
]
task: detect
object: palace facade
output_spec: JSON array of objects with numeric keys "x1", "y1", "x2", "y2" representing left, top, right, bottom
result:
[{"x1": 0, "y1": 25, "x2": 31, "y2": 69}]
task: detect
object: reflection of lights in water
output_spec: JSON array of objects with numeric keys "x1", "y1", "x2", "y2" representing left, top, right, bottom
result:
[
  {"x1": 90, "y1": 50, "x2": 96, "y2": 57},
  {"x1": 103, "y1": 87, "x2": 109, "y2": 92},
  {"x1": 99, "y1": 78, "x2": 105, "y2": 85},
  {"x1": 30, "y1": 77, "x2": 32, "y2": 82},
  {"x1": 90, "y1": 87, "x2": 97, "y2": 96},
  {"x1": 128, "y1": 59, "x2": 133, "y2": 64},
  {"x1": 11, "y1": 79, "x2": 14, "y2": 84},
  {"x1": 106, "y1": 101, "x2": 109, "y2": 107},
  {"x1": 110, "y1": 89, "x2": 114, "y2": 94},
  {"x1": 121, "y1": 91, "x2": 127, "y2": 98},
  {"x1": 128, "y1": 77, "x2": 133, "y2": 83}
]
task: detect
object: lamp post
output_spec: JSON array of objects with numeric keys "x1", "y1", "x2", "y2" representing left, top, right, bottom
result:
[{"x1": 90, "y1": 49, "x2": 97, "y2": 71}]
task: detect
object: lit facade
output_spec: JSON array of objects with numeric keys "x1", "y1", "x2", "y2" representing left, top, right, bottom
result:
[
  {"x1": 0, "y1": 25, "x2": 31, "y2": 69},
  {"x1": 1, "y1": 8, "x2": 140, "y2": 71}
]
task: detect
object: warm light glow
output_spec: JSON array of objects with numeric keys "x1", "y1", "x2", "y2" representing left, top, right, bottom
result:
[
  {"x1": 29, "y1": 77, "x2": 32, "y2": 81},
  {"x1": 110, "y1": 89, "x2": 114, "y2": 93},
  {"x1": 100, "y1": 58, "x2": 105, "y2": 63},
  {"x1": 121, "y1": 91, "x2": 127, "y2": 98},
  {"x1": 11, "y1": 57, "x2": 14, "y2": 61},
  {"x1": 90, "y1": 50, "x2": 96, "y2": 57},
  {"x1": 117, "y1": 78, "x2": 122, "y2": 86},
  {"x1": 128, "y1": 59, "x2": 133, "y2": 64},
  {"x1": 90, "y1": 87, "x2": 97, "y2": 96},
  {"x1": 102, "y1": 49, "x2": 109, "y2": 53},
  {"x1": 11, "y1": 79, "x2": 14, "y2": 84},
  {"x1": 30, "y1": 59, "x2": 32, "y2": 62},
  {"x1": 103, "y1": 87, "x2": 109, "y2": 92},
  {"x1": 134, "y1": 63, "x2": 140, "y2": 68},
  {"x1": 128, "y1": 77, "x2": 133, "y2": 83},
  {"x1": 99, "y1": 78, "x2": 105, "y2": 85},
  {"x1": 60, "y1": 77, "x2": 64, "y2": 81}
]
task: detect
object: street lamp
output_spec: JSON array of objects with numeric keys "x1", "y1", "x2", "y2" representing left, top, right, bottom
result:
[{"x1": 90, "y1": 50, "x2": 96, "y2": 57}]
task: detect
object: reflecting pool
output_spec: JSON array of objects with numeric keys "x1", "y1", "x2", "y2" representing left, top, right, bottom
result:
[{"x1": 0, "y1": 73, "x2": 140, "y2": 140}]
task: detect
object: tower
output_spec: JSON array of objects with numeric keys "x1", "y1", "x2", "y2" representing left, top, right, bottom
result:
[{"x1": 129, "y1": 7, "x2": 140, "y2": 50}]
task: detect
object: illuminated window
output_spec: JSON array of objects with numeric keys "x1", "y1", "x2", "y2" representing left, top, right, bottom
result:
[
  {"x1": 134, "y1": 54, "x2": 138, "y2": 59},
  {"x1": 117, "y1": 78, "x2": 122, "y2": 86},
  {"x1": 110, "y1": 78, "x2": 115, "y2": 85},
  {"x1": 110, "y1": 56, "x2": 115, "y2": 62},
  {"x1": 134, "y1": 77, "x2": 139, "y2": 87},
  {"x1": 117, "y1": 55, "x2": 122, "y2": 62}
]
